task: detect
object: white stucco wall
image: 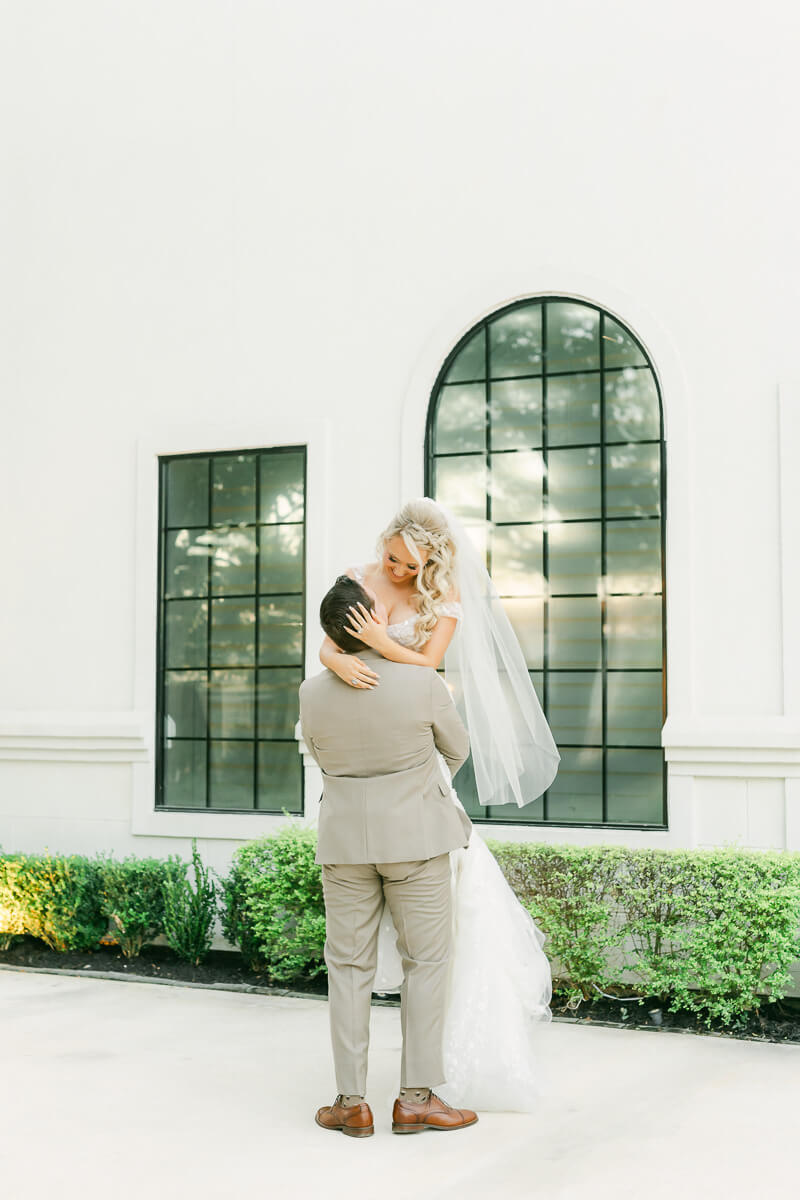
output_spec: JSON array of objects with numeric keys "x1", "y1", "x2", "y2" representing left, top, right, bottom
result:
[{"x1": 1, "y1": 0, "x2": 799, "y2": 872}]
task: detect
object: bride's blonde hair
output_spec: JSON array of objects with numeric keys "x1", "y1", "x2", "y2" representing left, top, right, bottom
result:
[{"x1": 378, "y1": 499, "x2": 457, "y2": 648}]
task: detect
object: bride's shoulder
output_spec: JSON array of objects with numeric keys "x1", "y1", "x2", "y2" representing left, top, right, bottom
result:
[
  {"x1": 344, "y1": 563, "x2": 377, "y2": 585},
  {"x1": 437, "y1": 589, "x2": 463, "y2": 622}
]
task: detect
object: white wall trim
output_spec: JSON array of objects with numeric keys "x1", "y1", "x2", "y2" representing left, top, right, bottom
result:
[
  {"x1": 663, "y1": 715, "x2": 800, "y2": 778},
  {"x1": 0, "y1": 711, "x2": 150, "y2": 763},
  {"x1": 469, "y1": 820, "x2": 680, "y2": 848},
  {"x1": 662, "y1": 714, "x2": 800, "y2": 750},
  {"x1": 130, "y1": 416, "x2": 330, "y2": 839}
]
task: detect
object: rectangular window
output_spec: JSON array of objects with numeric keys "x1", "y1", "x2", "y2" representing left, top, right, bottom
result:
[{"x1": 156, "y1": 447, "x2": 306, "y2": 813}]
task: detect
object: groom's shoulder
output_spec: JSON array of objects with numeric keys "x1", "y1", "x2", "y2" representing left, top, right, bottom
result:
[
  {"x1": 379, "y1": 659, "x2": 428, "y2": 680},
  {"x1": 379, "y1": 660, "x2": 436, "y2": 696},
  {"x1": 299, "y1": 669, "x2": 338, "y2": 702}
]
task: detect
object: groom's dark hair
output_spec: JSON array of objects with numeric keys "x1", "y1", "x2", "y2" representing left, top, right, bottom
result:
[{"x1": 320, "y1": 575, "x2": 376, "y2": 654}]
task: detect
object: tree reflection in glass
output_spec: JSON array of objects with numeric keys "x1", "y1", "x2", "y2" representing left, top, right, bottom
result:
[
  {"x1": 434, "y1": 383, "x2": 486, "y2": 454},
  {"x1": 427, "y1": 298, "x2": 664, "y2": 826}
]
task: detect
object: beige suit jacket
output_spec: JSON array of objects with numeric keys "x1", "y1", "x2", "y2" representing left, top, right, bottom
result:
[{"x1": 299, "y1": 651, "x2": 472, "y2": 865}]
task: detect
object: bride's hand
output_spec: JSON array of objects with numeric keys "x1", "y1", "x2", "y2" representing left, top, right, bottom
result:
[
  {"x1": 361, "y1": 585, "x2": 389, "y2": 627},
  {"x1": 346, "y1": 602, "x2": 391, "y2": 651},
  {"x1": 327, "y1": 652, "x2": 380, "y2": 689}
]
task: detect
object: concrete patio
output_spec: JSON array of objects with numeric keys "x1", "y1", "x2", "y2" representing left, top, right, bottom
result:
[{"x1": 1, "y1": 968, "x2": 797, "y2": 1200}]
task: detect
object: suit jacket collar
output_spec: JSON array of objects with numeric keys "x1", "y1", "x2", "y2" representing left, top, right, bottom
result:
[{"x1": 352, "y1": 647, "x2": 382, "y2": 664}]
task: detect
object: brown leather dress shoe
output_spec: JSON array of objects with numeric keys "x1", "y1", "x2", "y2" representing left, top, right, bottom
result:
[
  {"x1": 392, "y1": 1092, "x2": 478, "y2": 1134},
  {"x1": 315, "y1": 1095, "x2": 375, "y2": 1138}
]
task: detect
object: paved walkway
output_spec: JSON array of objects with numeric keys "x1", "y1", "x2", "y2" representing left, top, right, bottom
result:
[{"x1": 2, "y1": 968, "x2": 798, "y2": 1199}]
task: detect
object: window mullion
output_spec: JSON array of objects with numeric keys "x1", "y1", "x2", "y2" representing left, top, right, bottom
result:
[
  {"x1": 206, "y1": 456, "x2": 213, "y2": 810},
  {"x1": 541, "y1": 301, "x2": 549, "y2": 823},
  {"x1": 253, "y1": 455, "x2": 261, "y2": 812},
  {"x1": 600, "y1": 312, "x2": 608, "y2": 824},
  {"x1": 484, "y1": 321, "x2": 492, "y2": 820}
]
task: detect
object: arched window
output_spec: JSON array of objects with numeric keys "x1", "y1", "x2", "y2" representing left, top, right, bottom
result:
[{"x1": 426, "y1": 298, "x2": 666, "y2": 827}]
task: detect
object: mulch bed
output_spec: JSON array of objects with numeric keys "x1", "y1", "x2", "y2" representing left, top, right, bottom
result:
[
  {"x1": 551, "y1": 990, "x2": 800, "y2": 1044},
  {"x1": 0, "y1": 937, "x2": 326, "y2": 997},
  {"x1": 3, "y1": 936, "x2": 800, "y2": 1044}
]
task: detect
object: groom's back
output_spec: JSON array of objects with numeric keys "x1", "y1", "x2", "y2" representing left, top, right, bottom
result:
[
  {"x1": 300, "y1": 654, "x2": 436, "y2": 778},
  {"x1": 299, "y1": 650, "x2": 471, "y2": 865}
]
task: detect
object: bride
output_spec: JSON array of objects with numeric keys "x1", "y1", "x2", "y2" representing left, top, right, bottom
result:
[{"x1": 318, "y1": 498, "x2": 560, "y2": 1111}]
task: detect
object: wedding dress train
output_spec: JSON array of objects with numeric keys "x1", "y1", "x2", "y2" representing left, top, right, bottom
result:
[{"x1": 373, "y1": 756, "x2": 553, "y2": 1113}]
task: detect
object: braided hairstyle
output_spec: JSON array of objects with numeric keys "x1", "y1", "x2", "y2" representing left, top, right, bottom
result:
[{"x1": 378, "y1": 499, "x2": 458, "y2": 649}]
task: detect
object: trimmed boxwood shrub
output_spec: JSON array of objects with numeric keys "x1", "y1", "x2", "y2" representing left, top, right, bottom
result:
[
  {"x1": 0, "y1": 856, "x2": 27, "y2": 948},
  {"x1": 489, "y1": 841, "x2": 800, "y2": 1025},
  {"x1": 221, "y1": 824, "x2": 326, "y2": 984},
  {"x1": 0, "y1": 852, "x2": 106, "y2": 952},
  {"x1": 96, "y1": 855, "x2": 177, "y2": 958}
]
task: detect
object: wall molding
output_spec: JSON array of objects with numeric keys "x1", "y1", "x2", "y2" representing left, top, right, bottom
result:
[
  {"x1": 662, "y1": 715, "x2": 800, "y2": 776},
  {"x1": 4, "y1": 708, "x2": 799, "y2": 848},
  {"x1": 0, "y1": 712, "x2": 150, "y2": 763}
]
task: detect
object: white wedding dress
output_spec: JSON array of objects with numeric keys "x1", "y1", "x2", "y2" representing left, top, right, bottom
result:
[{"x1": 355, "y1": 570, "x2": 553, "y2": 1113}]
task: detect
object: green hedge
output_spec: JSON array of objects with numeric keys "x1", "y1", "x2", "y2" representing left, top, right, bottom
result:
[
  {"x1": 489, "y1": 842, "x2": 800, "y2": 1024},
  {"x1": 97, "y1": 855, "x2": 178, "y2": 958},
  {"x1": 0, "y1": 846, "x2": 215, "y2": 962},
  {"x1": 3, "y1": 836, "x2": 800, "y2": 1026},
  {"x1": 220, "y1": 824, "x2": 325, "y2": 984},
  {"x1": 0, "y1": 853, "x2": 107, "y2": 952}
]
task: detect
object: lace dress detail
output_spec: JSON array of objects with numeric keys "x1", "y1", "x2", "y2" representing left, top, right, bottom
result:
[
  {"x1": 437, "y1": 600, "x2": 464, "y2": 621},
  {"x1": 370, "y1": 594, "x2": 552, "y2": 1113}
]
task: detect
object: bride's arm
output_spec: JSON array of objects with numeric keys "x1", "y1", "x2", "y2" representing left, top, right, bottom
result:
[
  {"x1": 345, "y1": 604, "x2": 458, "y2": 669},
  {"x1": 317, "y1": 566, "x2": 381, "y2": 689},
  {"x1": 319, "y1": 634, "x2": 381, "y2": 689}
]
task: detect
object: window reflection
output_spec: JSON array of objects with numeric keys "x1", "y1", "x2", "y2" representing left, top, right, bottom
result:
[
  {"x1": 165, "y1": 458, "x2": 208, "y2": 528},
  {"x1": 434, "y1": 455, "x2": 487, "y2": 520},
  {"x1": 489, "y1": 307, "x2": 543, "y2": 377},
  {"x1": 546, "y1": 303, "x2": 599, "y2": 373},
  {"x1": 444, "y1": 328, "x2": 486, "y2": 384},
  {"x1": 210, "y1": 528, "x2": 258, "y2": 595},
  {"x1": 428, "y1": 298, "x2": 664, "y2": 826},
  {"x1": 260, "y1": 451, "x2": 305, "y2": 524},
  {"x1": 605, "y1": 369, "x2": 660, "y2": 443},
  {"x1": 606, "y1": 444, "x2": 661, "y2": 517},
  {"x1": 547, "y1": 373, "x2": 600, "y2": 446},
  {"x1": 165, "y1": 531, "x2": 211, "y2": 598},
  {"x1": 491, "y1": 525, "x2": 544, "y2": 596},
  {"x1": 491, "y1": 452, "x2": 544, "y2": 522},
  {"x1": 490, "y1": 379, "x2": 542, "y2": 450},
  {"x1": 213, "y1": 455, "x2": 256, "y2": 526},
  {"x1": 158, "y1": 447, "x2": 306, "y2": 813},
  {"x1": 435, "y1": 383, "x2": 486, "y2": 454}
]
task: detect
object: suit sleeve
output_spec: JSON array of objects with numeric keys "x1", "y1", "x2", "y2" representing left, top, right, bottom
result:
[
  {"x1": 430, "y1": 671, "x2": 470, "y2": 779},
  {"x1": 298, "y1": 683, "x2": 321, "y2": 767}
]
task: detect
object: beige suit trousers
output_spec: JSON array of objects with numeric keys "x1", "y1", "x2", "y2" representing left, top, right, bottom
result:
[{"x1": 321, "y1": 853, "x2": 452, "y2": 1097}]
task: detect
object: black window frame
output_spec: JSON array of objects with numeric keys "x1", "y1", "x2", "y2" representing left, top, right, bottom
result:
[
  {"x1": 425, "y1": 297, "x2": 667, "y2": 829},
  {"x1": 154, "y1": 445, "x2": 307, "y2": 815}
]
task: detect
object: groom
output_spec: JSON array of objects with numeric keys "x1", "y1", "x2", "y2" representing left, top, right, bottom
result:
[{"x1": 299, "y1": 574, "x2": 478, "y2": 1137}]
